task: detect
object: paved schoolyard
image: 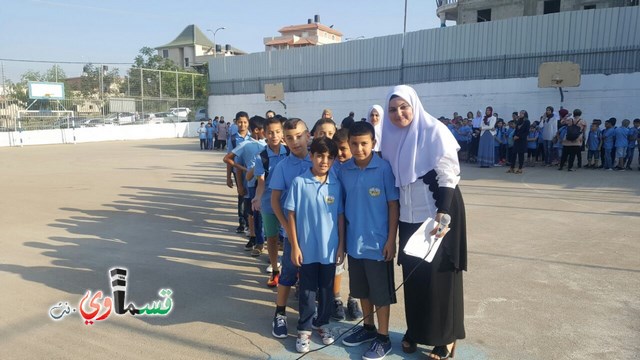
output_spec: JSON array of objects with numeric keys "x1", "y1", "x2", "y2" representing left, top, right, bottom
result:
[{"x1": 0, "y1": 138, "x2": 638, "y2": 359}]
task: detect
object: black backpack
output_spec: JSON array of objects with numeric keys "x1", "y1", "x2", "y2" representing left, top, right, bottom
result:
[
  {"x1": 260, "y1": 146, "x2": 290, "y2": 180},
  {"x1": 566, "y1": 118, "x2": 582, "y2": 141}
]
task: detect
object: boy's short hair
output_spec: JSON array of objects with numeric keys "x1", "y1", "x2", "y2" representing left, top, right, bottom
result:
[
  {"x1": 283, "y1": 118, "x2": 307, "y2": 131},
  {"x1": 249, "y1": 116, "x2": 265, "y2": 132},
  {"x1": 634, "y1": 118, "x2": 640, "y2": 124},
  {"x1": 546, "y1": 106, "x2": 554, "y2": 112},
  {"x1": 310, "y1": 137, "x2": 338, "y2": 158},
  {"x1": 264, "y1": 117, "x2": 283, "y2": 129},
  {"x1": 508, "y1": 120, "x2": 515, "y2": 125},
  {"x1": 512, "y1": 112, "x2": 518, "y2": 117},
  {"x1": 593, "y1": 119, "x2": 602, "y2": 124},
  {"x1": 348, "y1": 121, "x2": 375, "y2": 140},
  {"x1": 605, "y1": 119, "x2": 613, "y2": 125},
  {"x1": 573, "y1": 109, "x2": 582, "y2": 117},
  {"x1": 200, "y1": 122, "x2": 204, "y2": 125},
  {"x1": 235, "y1": 111, "x2": 249, "y2": 121},
  {"x1": 609, "y1": 117, "x2": 617, "y2": 126},
  {"x1": 312, "y1": 118, "x2": 337, "y2": 135},
  {"x1": 333, "y1": 128, "x2": 349, "y2": 144},
  {"x1": 622, "y1": 119, "x2": 630, "y2": 127}
]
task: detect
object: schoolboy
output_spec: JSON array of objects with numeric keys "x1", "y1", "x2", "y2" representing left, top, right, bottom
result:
[
  {"x1": 493, "y1": 120, "x2": 506, "y2": 166},
  {"x1": 206, "y1": 119, "x2": 215, "y2": 150},
  {"x1": 226, "y1": 112, "x2": 252, "y2": 233},
  {"x1": 312, "y1": 118, "x2": 337, "y2": 139},
  {"x1": 626, "y1": 119, "x2": 640, "y2": 170},
  {"x1": 223, "y1": 116, "x2": 266, "y2": 251},
  {"x1": 457, "y1": 119, "x2": 472, "y2": 162},
  {"x1": 284, "y1": 137, "x2": 345, "y2": 353},
  {"x1": 269, "y1": 118, "x2": 312, "y2": 339},
  {"x1": 252, "y1": 117, "x2": 289, "y2": 286},
  {"x1": 330, "y1": 129, "x2": 364, "y2": 321},
  {"x1": 197, "y1": 122, "x2": 207, "y2": 150},
  {"x1": 339, "y1": 122, "x2": 399, "y2": 360},
  {"x1": 602, "y1": 120, "x2": 615, "y2": 170},
  {"x1": 614, "y1": 119, "x2": 630, "y2": 171},
  {"x1": 586, "y1": 122, "x2": 602, "y2": 169}
]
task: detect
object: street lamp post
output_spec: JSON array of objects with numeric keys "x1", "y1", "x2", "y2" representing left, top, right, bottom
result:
[{"x1": 207, "y1": 27, "x2": 226, "y2": 57}]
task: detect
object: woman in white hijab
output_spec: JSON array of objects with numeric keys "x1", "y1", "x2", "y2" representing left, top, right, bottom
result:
[
  {"x1": 381, "y1": 85, "x2": 467, "y2": 359},
  {"x1": 367, "y1": 105, "x2": 384, "y2": 152}
]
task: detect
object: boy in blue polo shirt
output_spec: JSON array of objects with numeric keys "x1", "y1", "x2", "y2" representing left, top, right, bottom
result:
[
  {"x1": 226, "y1": 112, "x2": 252, "y2": 233},
  {"x1": 252, "y1": 117, "x2": 288, "y2": 286},
  {"x1": 626, "y1": 119, "x2": 640, "y2": 170},
  {"x1": 614, "y1": 119, "x2": 630, "y2": 170},
  {"x1": 586, "y1": 122, "x2": 602, "y2": 169},
  {"x1": 224, "y1": 116, "x2": 266, "y2": 251},
  {"x1": 284, "y1": 136, "x2": 345, "y2": 353},
  {"x1": 269, "y1": 118, "x2": 312, "y2": 339},
  {"x1": 339, "y1": 122, "x2": 399, "y2": 360},
  {"x1": 602, "y1": 120, "x2": 615, "y2": 170}
]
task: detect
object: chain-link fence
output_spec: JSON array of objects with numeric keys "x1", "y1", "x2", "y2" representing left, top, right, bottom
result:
[{"x1": 0, "y1": 62, "x2": 208, "y2": 132}]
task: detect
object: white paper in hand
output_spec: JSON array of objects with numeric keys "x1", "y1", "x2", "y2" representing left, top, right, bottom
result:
[{"x1": 402, "y1": 217, "x2": 444, "y2": 263}]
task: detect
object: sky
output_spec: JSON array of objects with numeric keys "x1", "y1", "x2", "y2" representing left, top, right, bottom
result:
[{"x1": 0, "y1": 0, "x2": 446, "y2": 83}]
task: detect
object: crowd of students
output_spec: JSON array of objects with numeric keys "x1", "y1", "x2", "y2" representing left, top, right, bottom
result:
[{"x1": 441, "y1": 107, "x2": 640, "y2": 173}]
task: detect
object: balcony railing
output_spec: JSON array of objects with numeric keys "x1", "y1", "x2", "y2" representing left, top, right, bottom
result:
[{"x1": 436, "y1": 0, "x2": 458, "y2": 7}]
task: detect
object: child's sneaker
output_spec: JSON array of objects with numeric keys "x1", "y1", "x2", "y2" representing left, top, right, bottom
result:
[
  {"x1": 271, "y1": 314, "x2": 288, "y2": 339},
  {"x1": 251, "y1": 244, "x2": 263, "y2": 257},
  {"x1": 347, "y1": 298, "x2": 363, "y2": 320},
  {"x1": 244, "y1": 237, "x2": 255, "y2": 251},
  {"x1": 362, "y1": 337, "x2": 392, "y2": 360},
  {"x1": 265, "y1": 260, "x2": 281, "y2": 273},
  {"x1": 296, "y1": 330, "x2": 311, "y2": 353},
  {"x1": 267, "y1": 272, "x2": 279, "y2": 288},
  {"x1": 331, "y1": 299, "x2": 346, "y2": 321},
  {"x1": 342, "y1": 326, "x2": 377, "y2": 346},
  {"x1": 317, "y1": 326, "x2": 335, "y2": 345}
]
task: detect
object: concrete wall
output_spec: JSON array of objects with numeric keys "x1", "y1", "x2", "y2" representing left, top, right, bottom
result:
[
  {"x1": 208, "y1": 72, "x2": 640, "y2": 128},
  {"x1": 0, "y1": 122, "x2": 201, "y2": 148}
]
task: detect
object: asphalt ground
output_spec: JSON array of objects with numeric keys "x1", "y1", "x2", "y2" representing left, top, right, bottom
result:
[{"x1": 1, "y1": 138, "x2": 638, "y2": 360}]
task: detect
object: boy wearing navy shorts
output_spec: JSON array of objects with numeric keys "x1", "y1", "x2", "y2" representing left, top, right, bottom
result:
[
  {"x1": 268, "y1": 118, "x2": 312, "y2": 339},
  {"x1": 339, "y1": 122, "x2": 399, "y2": 360},
  {"x1": 285, "y1": 137, "x2": 345, "y2": 353}
]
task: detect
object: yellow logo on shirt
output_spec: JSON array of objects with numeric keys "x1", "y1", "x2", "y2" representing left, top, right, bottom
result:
[
  {"x1": 368, "y1": 187, "x2": 381, "y2": 197},
  {"x1": 325, "y1": 195, "x2": 335, "y2": 205}
]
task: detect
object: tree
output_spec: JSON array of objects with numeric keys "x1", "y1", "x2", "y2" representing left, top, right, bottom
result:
[
  {"x1": 79, "y1": 63, "x2": 121, "y2": 98},
  {"x1": 7, "y1": 65, "x2": 69, "y2": 104}
]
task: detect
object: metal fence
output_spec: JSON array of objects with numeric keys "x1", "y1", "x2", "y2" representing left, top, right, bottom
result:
[
  {"x1": 208, "y1": 6, "x2": 640, "y2": 95},
  {"x1": 0, "y1": 65, "x2": 206, "y2": 131}
]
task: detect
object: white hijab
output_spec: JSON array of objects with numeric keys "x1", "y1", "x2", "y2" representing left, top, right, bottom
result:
[
  {"x1": 367, "y1": 105, "x2": 383, "y2": 151},
  {"x1": 381, "y1": 85, "x2": 460, "y2": 187}
]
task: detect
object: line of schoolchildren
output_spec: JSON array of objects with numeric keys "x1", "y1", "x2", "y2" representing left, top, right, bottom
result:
[
  {"x1": 222, "y1": 111, "x2": 401, "y2": 359},
  {"x1": 197, "y1": 116, "x2": 232, "y2": 150},
  {"x1": 443, "y1": 108, "x2": 640, "y2": 171}
]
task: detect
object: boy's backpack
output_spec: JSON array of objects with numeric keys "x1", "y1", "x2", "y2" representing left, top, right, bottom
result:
[
  {"x1": 260, "y1": 146, "x2": 290, "y2": 180},
  {"x1": 566, "y1": 118, "x2": 582, "y2": 141}
]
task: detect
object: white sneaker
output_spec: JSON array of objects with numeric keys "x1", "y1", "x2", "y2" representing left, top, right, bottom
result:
[
  {"x1": 296, "y1": 331, "x2": 311, "y2": 353},
  {"x1": 265, "y1": 262, "x2": 281, "y2": 273},
  {"x1": 317, "y1": 326, "x2": 335, "y2": 345}
]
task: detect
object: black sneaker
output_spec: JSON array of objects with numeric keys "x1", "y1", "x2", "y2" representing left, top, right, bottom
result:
[
  {"x1": 244, "y1": 237, "x2": 255, "y2": 251},
  {"x1": 236, "y1": 226, "x2": 245, "y2": 233},
  {"x1": 347, "y1": 298, "x2": 363, "y2": 320},
  {"x1": 331, "y1": 299, "x2": 346, "y2": 321}
]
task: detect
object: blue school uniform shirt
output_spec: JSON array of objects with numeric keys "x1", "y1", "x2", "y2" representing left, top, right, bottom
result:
[
  {"x1": 555, "y1": 127, "x2": 566, "y2": 148},
  {"x1": 232, "y1": 138, "x2": 266, "y2": 188},
  {"x1": 253, "y1": 144, "x2": 289, "y2": 214},
  {"x1": 269, "y1": 153, "x2": 313, "y2": 212},
  {"x1": 527, "y1": 130, "x2": 539, "y2": 149},
  {"x1": 602, "y1": 128, "x2": 615, "y2": 149},
  {"x1": 198, "y1": 126, "x2": 207, "y2": 139},
  {"x1": 206, "y1": 124, "x2": 214, "y2": 138},
  {"x1": 458, "y1": 125, "x2": 472, "y2": 143},
  {"x1": 227, "y1": 131, "x2": 251, "y2": 154},
  {"x1": 284, "y1": 169, "x2": 343, "y2": 265},
  {"x1": 614, "y1": 127, "x2": 629, "y2": 148},
  {"x1": 628, "y1": 127, "x2": 639, "y2": 148},
  {"x1": 507, "y1": 128, "x2": 515, "y2": 147},
  {"x1": 338, "y1": 155, "x2": 399, "y2": 261},
  {"x1": 494, "y1": 127, "x2": 505, "y2": 147},
  {"x1": 587, "y1": 129, "x2": 601, "y2": 151}
]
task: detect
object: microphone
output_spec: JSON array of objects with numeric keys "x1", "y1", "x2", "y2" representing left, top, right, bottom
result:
[{"x1": 435, "y1": 214, "x2": 451, "y2": 237}]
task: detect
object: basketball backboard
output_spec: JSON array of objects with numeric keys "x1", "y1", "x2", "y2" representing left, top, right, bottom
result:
[
  {"x1": 264, "y1": 83, "x2": 284, "y2": 102},
  {"x1": 538, "y1": 62, "x2": 581, "y2": 88},
  {"x1": 28, "y1": 82, "x2": 65, "y2": 100}
]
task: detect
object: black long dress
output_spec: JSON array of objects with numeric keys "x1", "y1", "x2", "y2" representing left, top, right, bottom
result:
[{"x1": 399, "y1": 170, "x2": 467, "y2": 346}]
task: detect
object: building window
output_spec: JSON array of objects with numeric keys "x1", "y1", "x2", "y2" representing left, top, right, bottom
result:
[
  {"x1": 184, "y1": 58, "x2": 189, "y2": 67},
  {"x1": 477, "y1": 9, "x2": 491, "y2": 22},
  {"x1": 584, "y1": 5, "x2": 596, "y2": 10},
  {"x1": 162, "y1": 49, "x2": 168, "y2": 58},
  {"x1": 544, "y1": 0, "x2": 561, "y2": 14}
]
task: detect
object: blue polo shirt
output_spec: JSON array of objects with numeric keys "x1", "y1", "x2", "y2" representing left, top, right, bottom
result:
[
  {"x1": 253, "y1": 144, "x2": 288, "y2": 214},
  {"x1": 338, "y1": 155, "x2": 399, "y2": 261},
  {"x1": 206, "y1": 124, "x2": 214, "y2": 138},
  {"x1": 227, "y1": 131, "x2": 251, "y2": 154},
  {"x1": 628, "y1": 127, "x2": 639, "y2": 148},
  {"x1": 587, "y1": 129, "x2": 601, "y2": 151},
  {"x1": 602, "y1": 128, "x2": 615, "y2": 149},
  {"x1": 615, "y1": 127, "x2": 629, "y2": 148},
  {"x1": 284, "y1": 169, "x2": 343, "y2": 265},
  {"x1": 232, "y1": 138, "x2": 266, "y2": 188},
  {"x1": 269, "y1": 153, "x2": 312, "y2": 211}
]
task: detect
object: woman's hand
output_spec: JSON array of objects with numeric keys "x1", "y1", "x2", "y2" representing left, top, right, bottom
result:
[{"x1": 429, "y1": 212, "x2": 450, "y2": 239}]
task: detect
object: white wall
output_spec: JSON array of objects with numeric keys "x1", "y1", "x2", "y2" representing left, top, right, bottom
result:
[
  {"x1": 0, "y1": 122, "x2": 201, "y2": 148},
  {"x1": 207, "y1": 73, "x2": 640, "y2": 128}
]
